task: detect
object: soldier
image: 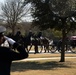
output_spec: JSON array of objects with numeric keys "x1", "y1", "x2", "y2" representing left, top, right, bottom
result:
[{"x1": 0, "y1": 26, "x2": 28, "y2": 75}]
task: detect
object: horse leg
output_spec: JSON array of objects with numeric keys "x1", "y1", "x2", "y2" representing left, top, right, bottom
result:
[
  {"x1": 44, "y1": 45, "x2": 46, "y2": 53},
  {"x1": 39, "y1": 45, "x2": 43, "y2": 53},
  {"x1": 28, "y1": 44, "x2": 32, "y2": 53}
]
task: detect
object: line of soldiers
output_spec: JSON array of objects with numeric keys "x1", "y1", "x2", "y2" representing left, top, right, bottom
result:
[{"x1": 7, "y1": 31, "x2": 50, "y2": 54}]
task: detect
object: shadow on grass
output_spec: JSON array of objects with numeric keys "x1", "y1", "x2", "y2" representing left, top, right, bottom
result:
[{"x1": 11, "y1": 61, "x2": 71, "y2": 72}]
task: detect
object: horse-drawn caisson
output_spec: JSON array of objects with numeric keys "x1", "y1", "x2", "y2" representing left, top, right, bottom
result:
[{"x1": 4, "y1": 31, "x2": 76, "y2": 53}]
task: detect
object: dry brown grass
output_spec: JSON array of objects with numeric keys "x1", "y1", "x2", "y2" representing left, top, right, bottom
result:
[{"x1": 11, "y1": 53, "x2": 76, "y2": 75}]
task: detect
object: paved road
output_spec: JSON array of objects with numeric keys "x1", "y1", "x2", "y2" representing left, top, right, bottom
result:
[
  {"x1": 2, "y1": 41, "x2": 76, "y2": 62},
  {"x1": 13, "y1": 57, "x2": 76, "y2": 62},
  {"x1": 28, "y1": 50, "x2": 76, "y2": 54}
]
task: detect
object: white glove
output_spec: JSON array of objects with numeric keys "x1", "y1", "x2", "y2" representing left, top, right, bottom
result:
[{"x1": 4, "y1": 36, "x2": 16, "y2": 45}]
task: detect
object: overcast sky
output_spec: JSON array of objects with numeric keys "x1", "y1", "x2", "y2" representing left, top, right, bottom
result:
[
  {"x1": 0, "y1": 0, "x2": 33, "y2": 22},
  {"x1": 0, "y1": 0, "x2": 4, "y2": 13},
  {"x1": 0, "y1": 0, "x2": 5, "y2": 3}
]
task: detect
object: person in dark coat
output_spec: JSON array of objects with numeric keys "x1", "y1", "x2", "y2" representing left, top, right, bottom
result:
[{"x1": 0, "y1": 26, "x2": 28, "y2": 75}]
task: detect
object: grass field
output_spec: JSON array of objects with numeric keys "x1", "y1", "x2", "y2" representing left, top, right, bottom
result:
[{"x1": 11, "y1": 53, "x2": 76, "y2": 75}]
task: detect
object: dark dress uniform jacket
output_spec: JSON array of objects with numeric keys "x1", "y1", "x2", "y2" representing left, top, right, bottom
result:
[{"x1": 0, "y1": 43, "x2": 28, "y2": 75}]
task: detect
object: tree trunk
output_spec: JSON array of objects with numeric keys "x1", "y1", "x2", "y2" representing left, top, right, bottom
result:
[
  {"x1": 12, "y1": 24, "x2": 16, "y2": 35},
  {"x1": 60, "y1": 17, "x2": 67, "y2": 62}
]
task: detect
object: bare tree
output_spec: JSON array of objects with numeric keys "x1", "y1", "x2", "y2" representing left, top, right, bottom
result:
[{"x1": 1, "y1": 0, "x2": 31, "y2": 35}]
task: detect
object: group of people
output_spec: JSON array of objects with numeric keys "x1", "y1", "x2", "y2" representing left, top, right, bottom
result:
[
  {"x1": 0, "y1": 26, "x2": 52, "y2": 75},
  {"x1": 7, "y1": 30, "x2": 50, "y2": 54},
  {"x1": 0, "y1": 26, "x2": 50, "y2": 75},
  {"x1": 23, "y1": 31, "x2": 52, "y2": 53}
]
